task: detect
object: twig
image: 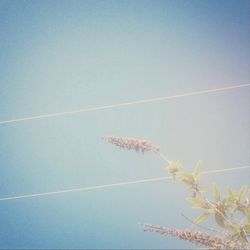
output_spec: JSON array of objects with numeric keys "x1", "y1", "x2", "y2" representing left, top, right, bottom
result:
[{"x1": 157, "y1": 152, "x2": 171, "y2": 165}]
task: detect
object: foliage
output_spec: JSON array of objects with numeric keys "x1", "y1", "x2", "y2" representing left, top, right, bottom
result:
[
  {"x1": 105, "y1": 135, "x2": 250, "y2": 249},
  {"x1": 167, "y1": 160, "x2": 250, "y2": 245}
]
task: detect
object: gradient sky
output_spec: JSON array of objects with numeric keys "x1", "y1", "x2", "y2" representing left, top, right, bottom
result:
[{"x1": 0, "y1": 0, "x2": 249, "y2": 249}]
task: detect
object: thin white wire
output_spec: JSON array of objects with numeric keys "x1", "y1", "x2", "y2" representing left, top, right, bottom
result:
[
  {"x1": 0, "y1": 83, "x2": 249, "y2": 125},
  {"x1": 0, "y1": 165, "x2": 249, "y2": 202}
]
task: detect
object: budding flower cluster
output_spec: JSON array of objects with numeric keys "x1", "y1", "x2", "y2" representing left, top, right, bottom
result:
[
  {"x1": 143, "y1": 224, "x2": 248, "y2": 250},
  {"x1": 103, "y1": 135, "x2": 160, "y2": 153}
]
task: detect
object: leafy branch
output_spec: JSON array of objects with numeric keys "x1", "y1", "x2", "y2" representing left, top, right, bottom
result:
[
  {"x1": 104, "y1": 135, "x2": 250, "y2": 249},
  {"x1": 167, "y1": 160, "x2": 250, "y2": 244}
]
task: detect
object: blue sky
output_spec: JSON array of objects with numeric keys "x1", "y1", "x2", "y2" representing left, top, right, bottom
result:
[{"x1": 0, "y1": 0, "x2": 249, "y2": 249}]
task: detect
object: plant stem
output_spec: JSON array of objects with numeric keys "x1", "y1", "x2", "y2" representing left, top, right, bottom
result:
[{"x1": 157, "y1": 152, "x2": 171, "y2": 165}]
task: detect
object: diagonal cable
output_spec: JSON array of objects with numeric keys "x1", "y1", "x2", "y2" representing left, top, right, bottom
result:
[
  {"x1": 0, "y1": 83, "x2": 249, "y2": 125},
  {"x1": 0, "y1": 165, "x2": 249, "y2": 202}
]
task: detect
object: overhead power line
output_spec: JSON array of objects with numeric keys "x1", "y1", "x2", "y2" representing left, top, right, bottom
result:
[
  {"x1": 0, "y1": 165, "x2": 249, "y2": 202},
  {"x1": 0, "y1": 83, "x2": 249, "y2": 125}
]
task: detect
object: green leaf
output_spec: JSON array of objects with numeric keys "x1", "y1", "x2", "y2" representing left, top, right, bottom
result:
[
  {"x1": 193, "y1": 213, "x2": 209, "y2": 225},
  {"x1": 187, "y1": 197, "x2": 209, "y2": 209},
  {"x1": 207, "y1": 208, "x2": 215, "y2": 214},
  {"x1": 177, "y1": 171, "x2": 196, "y2": 187},
  {"x1": 181, "y1": 179, "x2": 194, "y2": 187},
  {"x1": 177, "y1": 171, "x2": 194, "y2": 183},
  {"x1": 214, "y1": 212, "x2": 225, "y2": 227},
  {"x1": 213, "y1": 184, "x2": 221, "y2": 202},
  {"x1": 243, "y1": 223, "x2": 250, "y2": 234},
  {"x1": 227, "y1": 188, "x2": 233, "y2": 199},
  {"x1": 228, "y1": 192, "x2": 238, "y2": 203},
  {"x1": 239, "y1": 186, "x2": 246, "y2": 201},
  {"x1": 167, "y1": 161, "x2": 182, "y2": 176},
  {"x1": 229, "y1": 223, "x2": 241, "y2": 233},
  {"x1": 193, "y1": 161, "x2": 201, "y2": 183},
  {"x1": 197, "y1": 186, "x2": 206, "y2": 193},
  {"x1": 178, "y1": 171, "x2": 193, "y2": 180},
  {"x1": 176, "y1": 160, "x2": 182, "y2": 168}
]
